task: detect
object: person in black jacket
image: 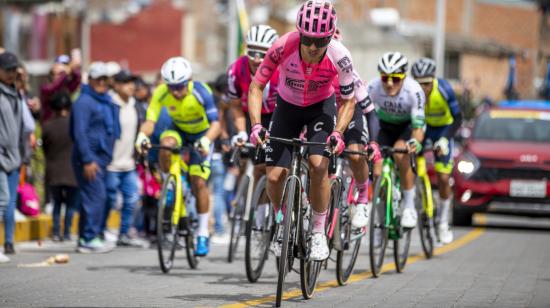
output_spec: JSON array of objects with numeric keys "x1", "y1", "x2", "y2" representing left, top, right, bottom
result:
[{"x1": 42, "y1": 92, "x2": 79, "y2": 242}]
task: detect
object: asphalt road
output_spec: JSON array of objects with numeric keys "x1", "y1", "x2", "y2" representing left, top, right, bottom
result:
[{"x1": 1, "y1": 214, "x2": 550, "y2": 308}]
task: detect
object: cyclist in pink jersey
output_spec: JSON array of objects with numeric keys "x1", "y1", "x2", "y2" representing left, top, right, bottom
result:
[
  {"x1": 227, "y1": 25, "x2": 279, "y2": 227},
  {"x1": 248, "y1": 0, "x2": 357, "y2": 261},
  {"x1": 227, "y1": 25, "x2": 279, "y2": 146},
  {"x1": 331, "y1": 30, "x2": 381, "y2": 229},
  {"x1": 333, "y1": 71, "x2": 381, "y2": 228}
]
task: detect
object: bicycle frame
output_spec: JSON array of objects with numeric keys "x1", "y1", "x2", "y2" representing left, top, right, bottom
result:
[
  {"x1": 379, "y1": 155, "x2": 401, "y2": 240},
  {"x1": 238, "y1": 151, "x2": 257, "y2": 223},
  {"x1": 416, "y1": 156, "x2": 434, "y2": 218},
  {"x1": 167, "y1": 149, "x2": 191, "y2": 225}
]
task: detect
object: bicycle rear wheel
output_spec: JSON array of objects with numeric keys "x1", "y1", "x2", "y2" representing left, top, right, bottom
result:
[
  {"x1": 245, "y1": 176, "x2": 273, "y2": 283},
  {"x1": 157, "y1": 174, "x2": 178, "y2": 273},
  {"x1": 416, "y1": 178, "x2": 434, "y2": 259},
  {"x1": 228, "y1": 175, "x2": 250, "y2": 263},
  {"x1": 369, "y1": 176, "x2": 389, "y2": 278},
  {"x1": 275, "y1": 177, "x2": 299, "y2": 307}
]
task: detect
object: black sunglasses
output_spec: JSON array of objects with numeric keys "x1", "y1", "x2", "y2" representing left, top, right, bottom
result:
[
  {"x1": 168, "y1": 80, "x2": 189, "y2": 91},
  {"x1": 300, "y1": 35, "x2": 332, "y2": 48},
  {"x1": 247, "y1": 50, "x2": 267, "y2": 60}
]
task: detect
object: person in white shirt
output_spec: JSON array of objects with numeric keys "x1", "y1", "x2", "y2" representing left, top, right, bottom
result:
[{"x1": 101, "y1": 70, "x2": 144, "y2": 247}]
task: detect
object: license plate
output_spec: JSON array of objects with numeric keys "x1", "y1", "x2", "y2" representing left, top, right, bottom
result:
[{"x1": 509, "y1": 180, "x2": 547, "y2": 198}]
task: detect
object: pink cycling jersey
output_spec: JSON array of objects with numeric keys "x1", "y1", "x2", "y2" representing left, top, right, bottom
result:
[
  {"x1": 253, "y1": 31, "x2": 355, "y2": 107},
  {"x1": 227, "y1": 55, "x2": 279, "y2": 114},
  {"x1": 333, "y1": 70, "x2": 374, "y2": 114}
]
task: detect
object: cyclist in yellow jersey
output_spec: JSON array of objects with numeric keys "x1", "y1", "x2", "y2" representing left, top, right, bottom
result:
[
  {"x1": 411, "y1": 58, "x2": 463, "y2": 244},
  {"x1": 135, "y1": 57, "x2": 221, "y2": 256}
]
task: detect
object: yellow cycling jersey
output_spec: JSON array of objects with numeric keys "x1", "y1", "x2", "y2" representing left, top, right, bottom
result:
[
  {"x1": 146, "y1": 81, "x2": 217, "y2": 134},
  {"x1": 425, "y1": 78, "x2": 457, "y2": 127}
]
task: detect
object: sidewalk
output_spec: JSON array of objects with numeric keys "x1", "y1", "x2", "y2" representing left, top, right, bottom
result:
[{"x1": 0, "y1": 211, "x2": 121, "y2": 245}]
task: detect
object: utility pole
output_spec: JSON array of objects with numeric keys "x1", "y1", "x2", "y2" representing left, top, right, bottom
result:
[
  {"x1": 433, "y1": 0, "x2": 446, "y2": 77},
  {"x1": 227, "y1": 0, "x2": 238, "y2": 67}
]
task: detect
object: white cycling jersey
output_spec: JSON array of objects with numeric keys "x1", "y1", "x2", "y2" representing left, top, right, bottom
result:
[{"x1": 367, "y1": 76, "x2": 426, "y2": 128}]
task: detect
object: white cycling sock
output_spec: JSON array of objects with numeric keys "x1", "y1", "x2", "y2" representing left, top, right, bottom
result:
[
  {"x1": 439, "y1": 198, "x2": 451, "y2": 225},
  {"x1": 255, "y1": 203, "x2": 268, "y2": 228},
  {"x1": 197, "y1": 213, "x2": 209, "y2": 237},
  {"x1": 402, "y1": 187, "x2": 416, "y2": 210},
  {"x1": 312, "y1": 209, "x2": 328, "y2": 234}
]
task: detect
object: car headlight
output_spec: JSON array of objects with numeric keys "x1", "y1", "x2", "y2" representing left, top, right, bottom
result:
[{"x1": 457, "y1": 152, "x2": 480, "y2": 178}]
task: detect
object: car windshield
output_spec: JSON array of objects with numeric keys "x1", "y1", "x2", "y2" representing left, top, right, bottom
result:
[{"x1": 473, "y1": 111, "x2": 550, "y2": 143}]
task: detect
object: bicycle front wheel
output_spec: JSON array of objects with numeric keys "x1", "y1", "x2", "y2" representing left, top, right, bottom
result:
[
  {"x1": 228, "y1": 175, "x2": 250, "y2": 263},
  {"x1": 336, "y1": 207, "x2": 362, "y2": 284},
  {"x1": 157, "y1": 174, "x2": 178, "y2": 273},
  {"x1": 394, "y1": 227, "x2": 412, "y2": 273},
  {"x1": 416, "y1": 178, "x2": 434, "y2": 259},
  {"x1": 369, "y1": 176, "x2": 389, "y2": 278},
  {"x1": 275, "y1": 177, "x2": 299, "y2": 307},
  {"x1": 245, "y1": 176, "x2": 273, "y2": 283},
  {"x1": 185, "y1": 217, "x2": 199, "y2": 269}
]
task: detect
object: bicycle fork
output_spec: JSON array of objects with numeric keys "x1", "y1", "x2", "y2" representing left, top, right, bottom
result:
[
  {"x1": 169, "y1": 152, "x2": 187, "y2": 226},
  {"x1": 417, "y1": 156, "x2": 434, "y2": 218},
  {"x1": 243, "y1": 159, "x2": 256, "y2": 222}
]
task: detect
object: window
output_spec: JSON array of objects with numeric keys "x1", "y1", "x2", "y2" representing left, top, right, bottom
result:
[{"x1": 445, "y1": 51, "x2": 460, "y2": 80}]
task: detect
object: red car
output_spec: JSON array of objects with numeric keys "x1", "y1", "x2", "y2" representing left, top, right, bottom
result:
[{"x1": 452, "y1": 101, "x2": 550, "y2": 226}]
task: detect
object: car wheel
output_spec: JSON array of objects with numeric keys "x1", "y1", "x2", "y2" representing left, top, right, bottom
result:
[{"x1": 452, "y1": 200, "x2": 472, "y2": 226}]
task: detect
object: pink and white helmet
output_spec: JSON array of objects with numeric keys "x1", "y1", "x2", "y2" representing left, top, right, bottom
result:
[{"x1": 296, "y1": 0, "x2": 337, "y2": 38}]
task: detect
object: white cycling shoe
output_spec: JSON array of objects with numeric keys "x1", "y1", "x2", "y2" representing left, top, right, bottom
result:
[
  {"x1": 438, "y1": 223, "x2": 454, "y2": 244},
  {"x1": 270, "y1": 226, "x2": 283, "y2": 257},
  {"x1": 400, "y1": 208, "x2": 418, "y2": 229},
  {"x1": 310, "y1": 233, "x2": 330, "y2": 261},
  {"x1": 351, "y1": 203, "x2": 371, "y2": 228}
]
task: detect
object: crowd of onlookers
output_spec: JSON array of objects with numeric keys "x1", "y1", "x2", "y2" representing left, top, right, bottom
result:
[{"x1": 0, "y1": 47, "x2": 236, "y2": 262}]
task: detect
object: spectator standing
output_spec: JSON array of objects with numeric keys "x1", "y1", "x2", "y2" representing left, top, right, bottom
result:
[
  {"x1": 209, "y1": 74, "x2": 233, "y2": 244},
  {"x1": 0, "y1": 52, "x2": 24, "y2": 262},
  {"x1": 15, "y1": 65, "x2": 37, "y2": 164},
  {"x1": 70, "y1": 62, "x2": 120, "y2": 253},
  {"x1": 42, "y1": 92, "x2": 79, "y2": 241},
  {"x1": 101, "y1": 70, "x2": 145, "y2": 247},
  {"x1": 40, "y1": 52, "x2": 81, "y2": 122}
]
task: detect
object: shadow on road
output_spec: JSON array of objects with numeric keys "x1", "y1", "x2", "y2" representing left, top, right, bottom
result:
[{"x1": 86, "y1": 264, "x2": 278, "y2": 285}]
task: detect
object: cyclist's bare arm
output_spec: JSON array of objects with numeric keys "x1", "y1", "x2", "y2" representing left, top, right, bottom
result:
[
  {"x1": 218, "y1": 103, "x2": 230, "y2": 141},
  {"x1": 205, "y1": 120, "x2": 222, "y2": 142},
  {"x1": 230, "y1": 98, "x2": 247, "y2": 133},
  {"x1": 411, "y1": 127, "x2": 424, "y2": 144},
  {"x1": 248, "y1": 81, "x2": 265, "y2": 126},
  {"x1": 335, "y1": 97, "x2": 355, "y2": 134},
  {"x1": 139, "y1": 120, "x2": 156, "y2": 137}
]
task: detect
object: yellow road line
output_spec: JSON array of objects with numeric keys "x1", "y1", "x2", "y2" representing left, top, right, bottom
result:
[{"x1": 220, "y1": 226, "x2": 485, "y2": 308}]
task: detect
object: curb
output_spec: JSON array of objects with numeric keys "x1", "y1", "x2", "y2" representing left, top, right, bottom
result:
[{"x1": 0, "y1": 211, "x2": 121, "y2": 245}]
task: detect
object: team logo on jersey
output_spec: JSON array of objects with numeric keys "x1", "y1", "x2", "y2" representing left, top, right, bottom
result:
[
  {"x1": 416, "y1": 92, "x2": 423, "y2": 109},
  {"x1": 313, "y1": 121, "x2": 324, "y2": 132},
  {"x1": 269, "y1": 47, "x2": 284, "y2": 63},
  {"x1": 285, "y1": 77, "x2": 305, "y2": 90},
  {"x1": 383, "y1": 100, "x2": 406, "y2": 114},
  {"x1": 340, "y1": 82, "x2": 354, "y2": 96},
  {"x1": 337, "y1": 56, "x2": 353, "y2": 73},
  {"x1": 359, "y1": 95, "x2": 372, "y2": 110},
  {"x1": 259, "y1": 66, "x2": 274, "y2": 78},
  {"x1": 308, "y1": 79, "x2": 331, "y2": 91}
]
